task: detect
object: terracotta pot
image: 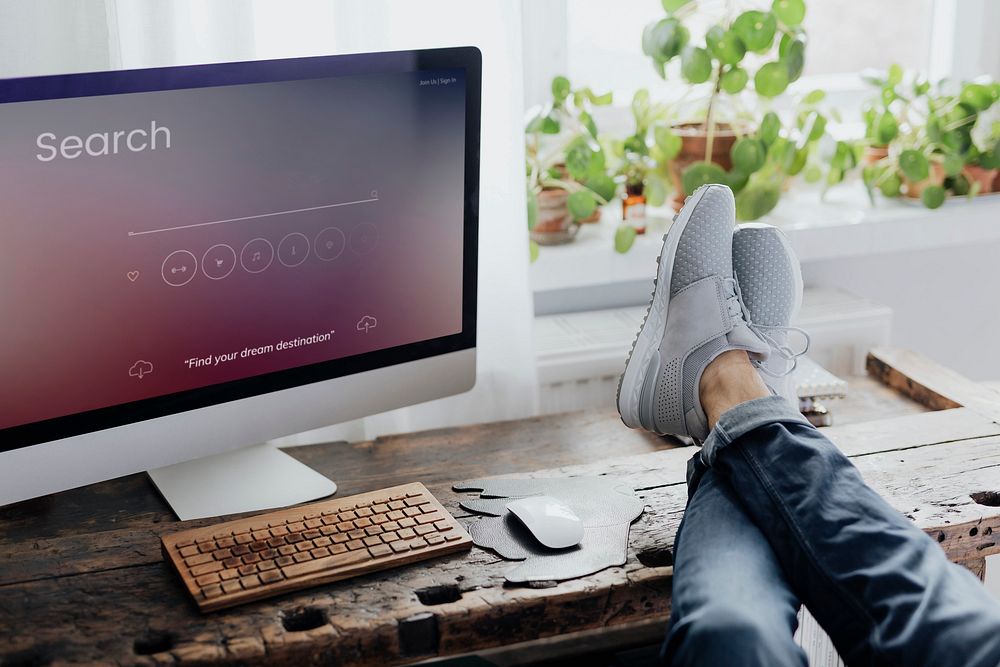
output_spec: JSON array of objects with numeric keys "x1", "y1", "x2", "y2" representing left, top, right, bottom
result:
[
  {"x1": 993, "y1": 169, "x2": 1000, "y2": 194},
  {"x1": 863, "y1": 145, "x2": 889, "y2": 165},
  {"x1": 668, "y1": 122, "x2": 739, "y2": 210},
  {"x1": 903, "y1": 162, "x2": 945, "y2": 199},
  {"x1": 963, "y1": 165, "x2": 999, "y2": 194},
  {"x1": 530, "y1": 189, "x2": 579, "y2": 245}
]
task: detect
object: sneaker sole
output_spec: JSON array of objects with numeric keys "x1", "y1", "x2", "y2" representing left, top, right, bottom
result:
[{"x1": 616, "y1": 184, "x2": 718, "y2": 429}]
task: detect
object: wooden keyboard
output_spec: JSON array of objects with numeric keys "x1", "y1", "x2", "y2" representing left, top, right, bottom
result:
[{"x1": 161, "y1": 482, "x2": 473, "y2": 612}]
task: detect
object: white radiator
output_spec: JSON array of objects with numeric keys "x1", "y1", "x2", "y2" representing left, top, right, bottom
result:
[{"x1": 534, "y1": 288, "x2": 891, "y2": 416}]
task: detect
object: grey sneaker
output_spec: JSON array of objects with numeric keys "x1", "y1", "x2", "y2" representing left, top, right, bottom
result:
[
  {"x1": 616, "y1": 184, "x2": 770, "y2": 441},
  {"x1": 732, "y1": 223, "x2": 809, "y2": 405}
]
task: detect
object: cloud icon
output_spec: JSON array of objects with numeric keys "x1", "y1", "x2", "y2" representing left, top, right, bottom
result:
[
  {"x1": 356, "y1": 315, "x2": 378, "y2": 333},
  {"x1": 129, "y1": 360, "x2": 154, "y2": 379}
]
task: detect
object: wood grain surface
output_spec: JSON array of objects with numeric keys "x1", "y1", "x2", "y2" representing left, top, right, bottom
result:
[{"x1": 2, "y1": 359, "x2": 999, "y2": 666}]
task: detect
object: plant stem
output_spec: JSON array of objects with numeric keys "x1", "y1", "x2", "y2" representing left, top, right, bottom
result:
[{"x1": 703, "y1": 62, "x2": 725, "y2": 163}]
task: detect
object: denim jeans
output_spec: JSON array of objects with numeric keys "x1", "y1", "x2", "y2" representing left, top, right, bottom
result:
[{"x1": 662, "y1": 395, "x2": 1000, "y2": 667}]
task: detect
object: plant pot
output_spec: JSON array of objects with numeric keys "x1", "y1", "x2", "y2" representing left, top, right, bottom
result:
[
  {"x1": 668, "y1": 122, "x2": 739, "y2": 210},
  {"x1": 963, "y1": 165, "x2": 999, "y2": 194},
  {"x1": 530, "y1": 189, "x2": 579, "y2": 245},
  {"x1": 863, "y1": 145, "x2": 889, "y2": 165},
  {"x1": 903, "y1": 162, "x2": 945, "y2": 199}
]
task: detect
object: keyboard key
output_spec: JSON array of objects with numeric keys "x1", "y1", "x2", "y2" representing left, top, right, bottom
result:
[
  {"x1": 372, "y1": 504, "x2": 389, "y2": 513},
  {"x1": 231, "y1": 545, "x2": 250, "y2": 556},
  {"x1": 185, "y1": 553, "x2": 214, "y2": 567},
  {"x1": 387, "y1": 510, "x2": 405, "y2": 521},
  {"x1": 259, "y1": 560, "x2": 276, "y2": 571},
  {"x1": 213, "y1": 548, "x2": 232, "y2": 561},
  {"x1": 220, "y1": 569, "x2": 238, "y2": 581},
  {"x1": 381, "y1": 531, "x2": 399, "y2": 542},
  {"x1": 416, "y1": 512, "x2": 443, "y2": 525},
  {"x1": 202, "y1": 584, "x2": 223, "y2": 598},
  {"x1": 260, "y1": 548, "x2": 277, "y2": 560},
  {"x1": 388, "y1": 501, "x2": 406, "y2": 511},
  {"x1": 363, "y1": 536, "x2": 382, "y2": 547},
  {"x1": 348, "y1": 529, "x2": 365, "y2": 540},
  {"x1": 389, "y1": 541, "x2": 410, "y2": 553},
  {"x1": 281, "y1": 549, "x2": 371, "y2": 579},
  {"x1": 240, "y1": 574, "x2": 261, "y2": 589},
  {"x1": 314, "y1": 536, "x2": 332, "y2": 547},
  {"x1": 383, "y1": 521, "x2": 400, "y2": 532},
  {"x1": 346, "y1": 540, "x2": 365, "y2": 551},
  {"x1": 196, "y1": 573, "x2": 221, "y2": 586},
  {"x1": 311, "y1": 547, "x2": 331, "y2": 559},
  {"x1": 397, "y1": 528, "x2": 416, "y2": 540},
  {"x1": 330, "y1": 543, "x2": 348, "y2": 555},
  {"x1": 320, "y1": 525, "x2": 338, "y2": 536},
  {"x1": 435, "y1": 521, "x2": 453, "y2": 532},
  {"x1": 338, "y1": 511, "x2": 357, "y2": 521},
  {"x1": 179, "y1": 545, "x2": 199, "y2": 558},
  {"x1": 302, "y1": 529, "x2": 321, "y2": 540},
  {"x1": 415, "y1": 525, "x2": 435, "y2": 536},
  {"x1": 221, "y1": 580, "x2": 242, "y2": 594},
  {"x1": 234, "y1": 534, "x2": 253, "y2": 545},
  {"x1": 275, "y1": 555, "x2": 294, "y2": 567},
  {"x1": 217, "y1": 537, "x2": 236, "y2": 549},
  {"x1": 364, "y1": 526, "x2": 382, "y2": 536},
  {"x1": 252, "y1": 530, "x2": 270, "y2": 541},
  {"x1": 405, "y1": 497, "x2": 430, "y2": 507},
  {"x1": 267, "y1": 536, "x2": 285, "y2": 548},
  {"x1": 303, "y1": 511, "x2": 320, "y2": 520},
  {"x1": 293, "y1": 552, "x2": 311, "y2": 563},
  {"x1": 237, "y1": 563, "x2": 257, "y2": 576},
  {"x1": 190, "y1": 561, "x2": 223, "y2": 577},
  {"x1": 288, "y1": 522, "x2": 306, "y2": 533},
  {"x1": 269, "y1": 525, "x2": 289, "y2": 537},
  {"x1": 175, "y1": 538, "x2": 195, "y2": 549},
  {"x1": 242, "y1": 553, "x2": 260, "y2": 564},
  {"x1": 408, "y1": 538, "x2": 428, "y2": 549},
  {"x1": 332, "y1": 533, "x2": 349, "y2": 544},
  {"x1": 286, "y1": 534, "x2": 304, "y2": 544},
  {"x1": 399, "y1": 518, "x2": 417, "y2": 528},
  {"x1": 354, "y1": 517, "x2": 373, "y2": 528},
  {"x1": 250, "y1": 540, "x2": 268, "y2": 552},
  {"x1": 321, "y1": 516, "x2": 338, "y2": 526},
  {"x1": 444, "y1": 533, "x2": 463, "y2": 542},
  {"x1": 369, "y1": 544, "x2": 392, "y2": 558},
  {"x1": 336, "y1": 521, "x2": 354, "y2": 532},
  {"x1": 278, "y1": 545, "x2": 297, "y2": 556},
  {"x1": 260, "y1": 570, "x2": 283, "y2": 584},
  {"x1": 405, "y1": 491, "x2": 421, "y2": 498},
  {"x1": 426, "y1": 534, "x2": 446, "y2": 546},
  {"x1": 356, "y1": 507, "x2": 373, "y2": 517},
  {"x1": 305, "y1": 518, "x2": 323, "y2": 529},
  {"x1": 222, "y1": 557, "x2": 241, "y2": 568},
  {"x1": 371, "y1": 514, "x2": 389, "y2": 525},
  {"x1": 295, "y1": 542, "x2": 312, "y2": 553}
]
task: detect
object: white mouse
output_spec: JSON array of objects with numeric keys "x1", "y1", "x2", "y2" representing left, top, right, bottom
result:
[{"x1": 506, "y1": 495, "x2": 584, "y2": 549}]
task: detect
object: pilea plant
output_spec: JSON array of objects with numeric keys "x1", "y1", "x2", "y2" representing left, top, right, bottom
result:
[
  {"x1": 642, "y1": 0, "x2": 815, "y2": 219},
  {"x1": 526, "y1": 76, "x2": 616, "y2": 257},
  {"x1": 858, "y1": 65, "x2": 1000, "y2": 209}
]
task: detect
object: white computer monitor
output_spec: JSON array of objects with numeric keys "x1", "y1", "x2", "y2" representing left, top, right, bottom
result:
[{"x1": 0, "y1": 47, "x2": 481, "y2": 514}]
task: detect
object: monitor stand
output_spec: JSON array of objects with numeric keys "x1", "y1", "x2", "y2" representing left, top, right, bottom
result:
[{"x1": 147, "y1": 444, "x2": 338, "y2": 521}]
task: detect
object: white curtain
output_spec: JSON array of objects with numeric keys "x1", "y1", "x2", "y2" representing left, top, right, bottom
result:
[{"x1": 1, "y1": 0, "x2": 539, "y2": 443}]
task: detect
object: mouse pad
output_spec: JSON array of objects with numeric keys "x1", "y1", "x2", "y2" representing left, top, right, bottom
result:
[{"x1": 453, "y1": 477, "x2": 644, "y2": 583}]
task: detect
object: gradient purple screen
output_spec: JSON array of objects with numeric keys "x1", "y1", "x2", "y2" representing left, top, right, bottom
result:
[{"x1": 0, "y1": 69, "x2": 466, "y2": 430}]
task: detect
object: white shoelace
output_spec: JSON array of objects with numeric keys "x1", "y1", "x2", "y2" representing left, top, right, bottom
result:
[{"x1": 724, "y1": 277, "x2": 810, "y2": 378}]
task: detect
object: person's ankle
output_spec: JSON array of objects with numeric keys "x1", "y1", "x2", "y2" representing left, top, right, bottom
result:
[{"x1": 699, "y1": 350, "x2": 770, "y2": 430}]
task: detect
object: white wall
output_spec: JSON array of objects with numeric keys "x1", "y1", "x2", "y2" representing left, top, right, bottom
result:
[{"x1": 802, "y1": 242, "x2": 1000, "y2": 381}]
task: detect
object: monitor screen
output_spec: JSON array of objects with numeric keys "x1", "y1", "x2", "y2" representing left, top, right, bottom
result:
[{"x1": 0, "y1": 48, "x2": 480, "y2": 451}]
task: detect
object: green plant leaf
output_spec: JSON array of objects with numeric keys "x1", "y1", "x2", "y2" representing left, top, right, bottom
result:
[
  {"x1": 942, "y1": 153, "x2": 964, "y2": 177},
  {"x1": 615, "y1": 224, "x2": 638, "y2": 253},
  {"x1": 642, "y1": 18, "x2": 689, "y2": 61},
  {"x1": 803, "y1": 164, "x2": 822, "y2": 183},
  {"x1": 645, "y1": 175, "x2": 668, "y2": 206},
  {"x1": 541, "y1": 115, "x2": 560, "y2": 135},
  {"x1": 726, "y1": 168, "x2": 750, "y2": 192},
  {"x1": 782, "y1": 37, "x2": 806, "y2": 83},
  {"x1": 759, "y1": 111, "x2": 782, "y2": 145},
  {"x1": 706, "y1": 25, "x2": 747, "y2": 66},
  {"x1": 529, "y1": 239, "x2": 540, "y2": 263},
  {"x1": 951, "y1": 174, "x2": 970, "y2": 196},
  {"x1": 551, "y1": 76, "x2": 571, "y2": 104},
  {"x1": 661, "y1": 0, "x2": 692, "y2": 13},
  {"x1": 681, "y1": 46, "x2": 713, "y2": 84},
  {"x1": 720, "y1": 66, "x2": 749, "y2": 93},
  {"x1": 887, "y1": 63, "x2": 903, "y2": 86},
  {"x1": 731, "y1": 138, "x2": 767, "y2": 173},
  {"x1": 735, "y1": 183, "x2": 781, "y2": 220},
  {"x1": 732, "y1": 11, "x2": 777, "y2": 53},
  {"x1": 960, "y1": 83, "x2": 993, "y2": 111},
  {"x1": 526, "y1": 190, "x2": 538, "y2": 230},
  {"x1": 565, "y1": 140, "x2": 595, "y2": 180},
  {"x1": 654, "y1": 125, "x2": 682, "y2": 160},
  {"x1": 579, "y1": 111, "x2": 598, "y2": 138},
  {"x1": 755, "y1": 61, "x2": 789, "y2": 98},
  {"x1": 589, "y1": 90, "x2": 613, "y2": 105},
  {"x1": 803, "y1": 111, "x2": 827, "y2": 142},
  {"x1": 584, "y1": 174, "x2": 617, "y2": 202},
  {"x1": 874, "y1": 112, "x2": 898, "y2": 145},
  {"x1": 772, "y1": 0, "x2": 805, "y2": 26},
  {"x1": 567, "y1": 190, "x2": 597, "y2": 220},
  {"x1": 879, "y1": 172, "x2": 902, "y2": 197},
  {"x1": 681, "y1": 161, "x2": 728, "y2": 195},
  {"x1": 898, "y1": 149, "x2": 929, "y2": 182},
  {"x1": 921, "y1": 184, "x2": 945, "y2": 209},
  {"x1": 802, "y1": 89, "x2": 826, "y2": 105}
]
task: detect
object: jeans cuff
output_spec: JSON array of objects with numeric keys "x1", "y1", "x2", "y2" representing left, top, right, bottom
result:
[{"x1": 700, "y1": 395, "x2": 811, "y2": 467}]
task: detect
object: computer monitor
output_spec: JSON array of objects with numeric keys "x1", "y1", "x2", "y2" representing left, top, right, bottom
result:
[{"x1": 0, "y1": 47, "x2": 481, "y2": 516}]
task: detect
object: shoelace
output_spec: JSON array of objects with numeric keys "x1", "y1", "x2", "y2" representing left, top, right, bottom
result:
[{"x1": 723, "y1": 277, "x2": 810, "y2": 378}]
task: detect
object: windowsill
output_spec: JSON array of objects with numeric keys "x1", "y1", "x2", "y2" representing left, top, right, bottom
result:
[{"x1": 530, "y1": 182, "x2": 1000, "y2": 306}]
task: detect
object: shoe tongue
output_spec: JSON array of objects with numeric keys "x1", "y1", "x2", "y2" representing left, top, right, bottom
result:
[{"x1": 728, "y1": 322, "x2": 770, "y2": 361}]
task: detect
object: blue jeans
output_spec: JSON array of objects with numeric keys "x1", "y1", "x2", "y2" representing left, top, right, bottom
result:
[{"x1": 662, "y1": 395, "x2": 1000, "y2": 667}]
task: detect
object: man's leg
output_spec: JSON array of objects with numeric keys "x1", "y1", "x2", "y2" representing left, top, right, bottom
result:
[
  {"x1": 699, "y1": 350, "x2": 1000, "y2": 667},
  {"x1": 662, "y1": 460, "x2": 806, "y2": 667}
]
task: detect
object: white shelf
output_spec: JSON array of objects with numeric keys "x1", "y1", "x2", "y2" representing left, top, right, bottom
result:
[{"x1": 530, "y1": 183, "x2": 1000, "y2": 296}]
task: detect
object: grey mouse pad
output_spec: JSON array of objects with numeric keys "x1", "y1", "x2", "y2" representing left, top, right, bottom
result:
[{"x1": 453, "y1": 477, "x2": 644, "y2": 583}]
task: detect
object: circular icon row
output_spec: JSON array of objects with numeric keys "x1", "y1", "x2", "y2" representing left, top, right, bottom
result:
[{"x1": 160, "y1": 224, "x2": 378, "y2": 287}]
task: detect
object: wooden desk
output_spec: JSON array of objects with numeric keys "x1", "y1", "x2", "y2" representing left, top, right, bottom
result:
[{"x1": 2, "y1": 349, "x2": 999, "y2": 666}]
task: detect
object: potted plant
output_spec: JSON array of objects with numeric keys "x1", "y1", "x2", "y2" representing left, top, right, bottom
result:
[
  {"x1": 857, "y1": 67, "x2": 1000, "y2": 209},
  {"x1": 641, "y1": 0, "x2": 818, "y2": 219},
  {"x1": 526, "y1": 76, "x2": 616, "y2": 255}
]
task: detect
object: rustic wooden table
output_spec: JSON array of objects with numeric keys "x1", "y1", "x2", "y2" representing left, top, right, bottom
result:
[{"x1": 2, "y1": 349, "x2": 999, "y2": 666}]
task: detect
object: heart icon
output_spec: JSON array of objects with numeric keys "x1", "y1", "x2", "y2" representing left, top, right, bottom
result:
[{"x1": 127, "y1": 270, "x2": 140, "y2": 282}]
